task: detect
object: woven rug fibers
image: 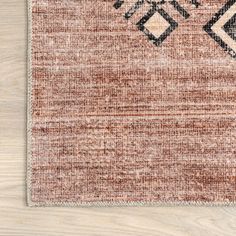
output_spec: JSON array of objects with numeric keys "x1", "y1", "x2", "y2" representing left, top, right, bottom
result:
[{"x1": 28, "y1": 0, "x2": 236, "y2": 206}]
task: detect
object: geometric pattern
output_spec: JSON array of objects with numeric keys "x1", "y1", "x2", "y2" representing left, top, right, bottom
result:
[
  {"x1": 136, "y1": 3, "x2": 178, "y2": 47},
  {"x1": 203, "y1": 0, "x2": 236, "y2": 58},
  {"x1": 114, "y1": 0, "x2": 236, "y2": 58},
  {"x1": 113, "y1": 0, "x2": 194, "y2": 47}
]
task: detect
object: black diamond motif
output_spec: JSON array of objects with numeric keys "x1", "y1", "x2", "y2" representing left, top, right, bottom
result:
[
  {"x1": 113, "y1": 0, "x2": 192, "y2": 47},
  {"x1": 137, "y1": 3, "x2": 178, "y2": 46}
]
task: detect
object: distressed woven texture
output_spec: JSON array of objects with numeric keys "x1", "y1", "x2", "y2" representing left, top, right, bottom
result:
[{"x1": 29, "y1": 0, "x2": 236, "y2": 205}]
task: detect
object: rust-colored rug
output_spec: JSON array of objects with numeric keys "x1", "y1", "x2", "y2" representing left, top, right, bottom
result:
[{"x1": 28, "y1": 0, "x2": 236, "y2": 206}]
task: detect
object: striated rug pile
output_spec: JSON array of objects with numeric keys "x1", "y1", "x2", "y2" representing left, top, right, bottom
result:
[{"x1": 28, "y1": 0, "x2": 236, "y2": 206}]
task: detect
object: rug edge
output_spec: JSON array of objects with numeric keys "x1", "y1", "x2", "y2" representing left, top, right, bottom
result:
[
  {"x1": 28, "y1": 200, "x2": 236, "y2": 207},
  {"x1": 26, "y1": 0, "x2": 33, "y2": 207}
]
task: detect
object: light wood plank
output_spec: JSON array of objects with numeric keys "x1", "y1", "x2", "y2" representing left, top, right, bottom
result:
[{"x1": 0, "y1": 1, "x2": 236, "y2": 235}]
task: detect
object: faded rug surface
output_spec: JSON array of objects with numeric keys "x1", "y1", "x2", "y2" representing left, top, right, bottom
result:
[{"x1": 28, "y1": 0, "x2": 236, "y2": 206}]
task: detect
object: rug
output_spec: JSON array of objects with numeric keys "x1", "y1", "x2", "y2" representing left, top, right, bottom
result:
[{"x1": 27, "y1": 0, "x2": 236, "y2": 206}]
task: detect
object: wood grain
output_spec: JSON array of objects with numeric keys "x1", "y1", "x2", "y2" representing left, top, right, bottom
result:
[{"x1": 0, "y1": 1, "x2": 236, "y2": 235}]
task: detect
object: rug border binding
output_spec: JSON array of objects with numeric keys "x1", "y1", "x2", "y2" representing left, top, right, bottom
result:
[{"x1": 26, "y1": 0, "x2": 236, "y2": 207}]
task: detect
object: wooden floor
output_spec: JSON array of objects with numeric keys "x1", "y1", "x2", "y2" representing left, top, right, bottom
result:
[{"x1": 0, "y1": 1, "x2": 236, "y2": 235}]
